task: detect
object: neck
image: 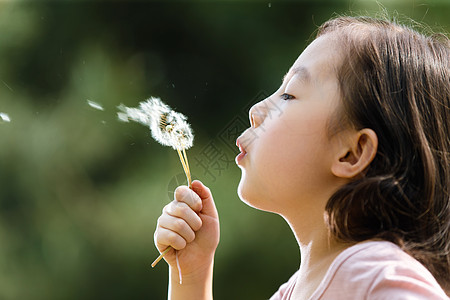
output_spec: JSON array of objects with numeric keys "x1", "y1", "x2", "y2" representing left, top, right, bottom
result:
[{"x1": 282, "y1": 211, "x2": 352, "y2": 298}]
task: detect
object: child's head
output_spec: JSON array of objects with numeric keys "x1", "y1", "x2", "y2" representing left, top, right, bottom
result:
[
  {"x1": 237, "y1": 15, "x2": 449, "y2": 290},
  {"x1": 317, "y1": 16, "x2": 449, "y2": 289},
  {"x1": 237, "y1": 33, "x2": 354, "y2": 214}
]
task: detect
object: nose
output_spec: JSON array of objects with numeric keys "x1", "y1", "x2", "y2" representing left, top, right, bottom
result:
[{"x1": 249, "y1": 100, "x2": 266, "y2": 128}]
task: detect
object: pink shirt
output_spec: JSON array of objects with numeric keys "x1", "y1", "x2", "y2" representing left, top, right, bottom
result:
[{"x1": 270, "y1": 241, "x2": 449, "y2": 299}]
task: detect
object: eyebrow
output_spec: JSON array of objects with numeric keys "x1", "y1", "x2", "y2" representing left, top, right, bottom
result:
[{"x1": 282, "y1": 66, "x2": 311, "y2": 84}]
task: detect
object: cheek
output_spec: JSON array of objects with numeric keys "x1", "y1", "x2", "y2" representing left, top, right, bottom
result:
[
  {"x1": 260, "y1": 135, "x2": 322, "y2": 193},
  {"x1": 238, "y1": 119, "x2": 333, "y2": 210},
  {"x1": 258, "y1": 124, "x2": 325, "y2": 177}
]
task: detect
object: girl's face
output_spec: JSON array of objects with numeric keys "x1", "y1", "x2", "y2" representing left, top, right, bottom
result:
[{"x1": 236, "y1": 35, "x2": 346, "y2": 215}]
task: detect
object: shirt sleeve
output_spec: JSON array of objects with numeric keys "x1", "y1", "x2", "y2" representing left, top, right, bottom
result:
[
  {"x1": 367, "y1": 263, "x2": 449, "y2": 300},
  {"x1": 310, "y1": 241, "x2": 449, "y2": 300}
]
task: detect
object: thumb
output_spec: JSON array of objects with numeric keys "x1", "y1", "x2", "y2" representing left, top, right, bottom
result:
[{"x1": 191, "y1": 180, "x2": 218, "y2": 218}]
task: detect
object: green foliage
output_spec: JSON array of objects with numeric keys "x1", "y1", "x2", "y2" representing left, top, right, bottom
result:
[{"x1": 0, "y1": 1, "x2": 448, "y2": 299}]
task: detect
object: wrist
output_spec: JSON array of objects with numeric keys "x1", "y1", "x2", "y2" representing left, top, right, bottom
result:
[
  {"x1": 170, "y1": 258, "x2": 214, "y2": 284},
  {"x1": 169, "y1": 260, "x2": 214, "y2": 300}
]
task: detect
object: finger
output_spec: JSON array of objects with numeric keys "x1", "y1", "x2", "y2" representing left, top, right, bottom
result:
[
  {"x1": 158, "y1": 214, "x2": 196, "y2": 243},
  {"x1": 163, "y1": 201, "x2": 202, "y2": 231},
  {"x1": 155, "y1": 227, "x2": 187, "y2": 250},
  {"x1": 191, "y1": 180, "x2": 218, "y2": 218},
  {"x1": 190, "y1": 180, "x2": 211, "y2": 200},
  {"x1": 174, "y1": 185, "x2": 202, "y2": 212}
]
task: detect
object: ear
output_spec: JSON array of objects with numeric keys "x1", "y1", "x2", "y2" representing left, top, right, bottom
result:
[{"x1": 331, "y1": 128, "x2": 378, "y2": 179}]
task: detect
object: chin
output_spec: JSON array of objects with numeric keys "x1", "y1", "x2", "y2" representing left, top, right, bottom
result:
[
  {"x1": 237, "y1": 180, "x2": 251, "y2": 205},
  {"x1": 237, "y1": 174, "x2": 274, "y2": 212}
]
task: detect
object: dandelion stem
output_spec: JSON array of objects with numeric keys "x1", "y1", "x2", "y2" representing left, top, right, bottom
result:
[
  {"x1": 176, "y1": 148, "x2": 191, "y2": 187},
  {"x1": 176, "y1": 251, "x2": 182, "y2": 284},
  {"x1": 151, "y1": 148, "x2": 192, "y2": 272},
  {"x1": 151, "y1": 246, "x2": 183, "y2": 284},
  {"x1": 151, "y1": 247, "x2": 172, "y2": 268},
  {"x1": 182, "y1": 148, "x2": 191, "y2": 187},
  {"x1": 176, "y1": 148, "x2": 188, "y2": 176}
]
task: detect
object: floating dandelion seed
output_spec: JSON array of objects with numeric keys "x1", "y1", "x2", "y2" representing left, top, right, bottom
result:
[
  {"x1": 0, "y1": 112, "x2": 11, "y2": 123},
  {"x1": 87, "y1": 99, "x2": 104, "y2": 111},
  {"x1": 117, "y1": 97, "x2": 194, "y2": 282}
]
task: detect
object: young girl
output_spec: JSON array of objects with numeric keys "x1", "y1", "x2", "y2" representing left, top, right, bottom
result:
[{"x1": 154, "y1": 16, "x2": 450, "y2": 299}]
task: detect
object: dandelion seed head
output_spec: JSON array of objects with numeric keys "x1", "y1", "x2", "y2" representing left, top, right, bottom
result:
[
  {"x1": 150, "y1": 109, "x2": 193, "y2": 150},
  {"x1": 117, "y1": 97, "x2": 194, "y2": 150}
]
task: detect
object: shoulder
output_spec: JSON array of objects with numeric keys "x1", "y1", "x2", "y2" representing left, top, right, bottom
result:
[
  {"x1": 269, "y1": 271, "x2": 298, "y2": 300},
  {"x1": 314, "y1": 241, "x2": 449, "y2": 300}
]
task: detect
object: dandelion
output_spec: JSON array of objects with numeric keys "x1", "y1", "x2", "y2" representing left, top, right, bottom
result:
[
  {"x1": 118, "y1": 97, "x2": 193, "y2": 187},
  {"x1": 117, "y1": 97, "x2": 194, "y2": 283}
]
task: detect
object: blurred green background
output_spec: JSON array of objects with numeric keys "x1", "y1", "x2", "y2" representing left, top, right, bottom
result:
[{"x1": 0, "y1": 0, "x2": 448, "y2": 299}]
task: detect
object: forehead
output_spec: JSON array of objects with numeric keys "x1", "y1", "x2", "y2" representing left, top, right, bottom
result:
[
  {"x1": 283, "y1": 66, "x2": 311, "y2": 83},
  {"x1": 287, "y1": 35, "x2": 341, "y2": 84}
]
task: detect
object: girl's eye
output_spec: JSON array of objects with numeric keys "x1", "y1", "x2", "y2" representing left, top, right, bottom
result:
[{"x1": 280, "y1": 93, "x2": 295, "y2": 101}]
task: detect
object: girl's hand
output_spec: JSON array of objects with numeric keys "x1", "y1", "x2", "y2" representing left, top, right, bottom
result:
[{"x1": 154, "y1": 180, "x2": 220, "y2": 281}]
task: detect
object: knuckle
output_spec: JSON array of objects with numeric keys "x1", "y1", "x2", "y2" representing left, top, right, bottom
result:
[
  {"x1": 196, "y1": 199, "x2": 203, "y2": 210},
  {"x1": 162, "y1": 202, "x2": 173, "y2": 214},
  {"x1": 175, "y1": 202, "x2": 189, "y2": 215},
  {"x1": 174, "y1": 185, "x2": 188, "y2": 200},
  {"x1": 176, "y1": 241, "x2": 187, "y2": 250},
  {"x1": 193, "y1": 219, "x2": 202, "y2": 231},
  {"x1": 167, "y1": 231, "x2": 179, "y2": 244},
  {"x1": 157, "y1": 214, "x2": 164, "y2": 224},
  {"x1": 187, "y1": 190, "x2": 197, "y2": 200},
  {"x1": 186, "y1": 232, "x2": 196, "y2": 243},
  {"x1": 154, "y1": 230, "x2": 163, "y2": 244},
  {"x1": 168, "y1": 233, "x2": 186, "y2": 250},
  {"x1": 156, "y1": 216, "x2": 164, "y2": 228},
  {"x1": 173, "y1": 219, "x2": 186, "y2": 231}
]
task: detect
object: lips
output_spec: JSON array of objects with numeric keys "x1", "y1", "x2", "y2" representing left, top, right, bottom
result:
[
  {"x1": 236, "y1": 138, "x2": 246, "y2": 153},
  {"x1": 235, "y1": 137, "x2": 247, "y2": 165}
]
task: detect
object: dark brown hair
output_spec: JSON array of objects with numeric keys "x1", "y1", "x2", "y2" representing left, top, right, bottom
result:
[{"x1": 318, "y1": 16, "x2": 450, "y2": 292}]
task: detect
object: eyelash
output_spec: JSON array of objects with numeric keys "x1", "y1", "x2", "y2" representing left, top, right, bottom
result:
[{"x1": 280, "y1": 93, "x2": 295, "y2": 101}]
